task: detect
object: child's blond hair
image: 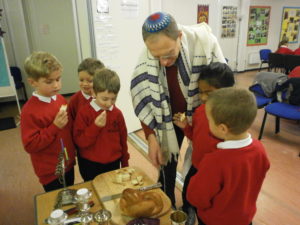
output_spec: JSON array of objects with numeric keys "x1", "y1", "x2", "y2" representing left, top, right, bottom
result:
[
  {"x1": 93, "y1": 68, "x2": 120, "y2": 94},
  {"x1": 24, "y1": 51, "x2": 62, "y2": 80},
  {"x1": 207, "y1": 87, "x2": 257, "y2": 135},
  {"x1": 77, "y1": 58, "x2": 104, "y2": 76}
]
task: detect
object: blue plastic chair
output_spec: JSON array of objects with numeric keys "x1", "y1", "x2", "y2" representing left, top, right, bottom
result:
[
  {"x1": 249, "y1": 84, "x2": 274, "y2": 109},
  {"x1": 258, "y1": 86, "x2": 300, "y2": 140},
  {"x1": 259, "y1": 49, "x2": 271, "y2": 71}
]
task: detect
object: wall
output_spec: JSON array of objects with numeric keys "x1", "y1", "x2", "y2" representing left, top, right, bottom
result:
[
  {"x1": 162, "y1": 0, "x2": 242, "y2": 70},
  {"x1": 244, "y1": 0, "x2": 300, "y2": 70},
  {"x1": 162, "y1": 0, "x2": 300, "y2": 71}
]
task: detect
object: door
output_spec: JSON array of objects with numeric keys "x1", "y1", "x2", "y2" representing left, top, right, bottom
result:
[{"x1": 23, "y1": 0, "x2": 80, "y2": 94}]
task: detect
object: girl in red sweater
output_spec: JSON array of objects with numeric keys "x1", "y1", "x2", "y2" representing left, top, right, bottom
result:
[
  {"x1": 187, "y1": 88, "x2": 270, "y2": 225},
  {"x1": 21, "y1": 52, "x2": 76, "y2": 192},
  {"x1": 73, "y1": 68, "x2": 130, "y2": 181}
]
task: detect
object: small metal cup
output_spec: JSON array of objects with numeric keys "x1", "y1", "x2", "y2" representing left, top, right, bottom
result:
[
  {"x1": 75, "y1": 188, "x2": 92, "y2": 213},
  {"x1": 94, "y1": 209, "x2": 112, "y2": 225},
  {"x1": 170, "y1": 210, "x2": 187, "y2": 225},
  {"x1": 48, "y1": 209, "x2": 67, "y2": 225}
]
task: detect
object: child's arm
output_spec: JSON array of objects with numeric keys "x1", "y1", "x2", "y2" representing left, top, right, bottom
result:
[
  {"x1": 173, "y1": 113, "x2": 193, "y2": 140},
  {"x1": 187, "y1": 158, "x2": 222, "y2": 211},
  {"x1": 73, "y1": 111, "x2": 103, "y2": 148},
  {"x1": 21, "y1": 111, "x2": 65, "y2": 153},
  {"x1": 119, "y1": 113, "x2": 129, "y2": 167},
  {"x1": 173, "y1": 112, "x2": 187, "y2": 128}
]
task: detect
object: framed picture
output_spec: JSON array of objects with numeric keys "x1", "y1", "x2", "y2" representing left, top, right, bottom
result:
[
  {"x1": 197, "y1": 5, "x2": 209, "y2": 24},
  {"x1": 221, "y1": 6, "x2": 238, "y2": 38},
  {"x1": 280, "y1": 7, "x2": 300, "y2": 43},
  {"x1": 247, "y1": 6, "x2": 271, "y2": 46}
]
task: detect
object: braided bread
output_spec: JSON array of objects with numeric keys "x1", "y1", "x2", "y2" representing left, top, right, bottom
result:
[{"x1": 119, "y1": 188, "x2": 163, "y2": 217}]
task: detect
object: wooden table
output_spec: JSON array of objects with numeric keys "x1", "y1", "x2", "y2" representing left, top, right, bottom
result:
[
  {"x1": 34, "y1": 181, "x2": 102, "y2": 225},
  {"x1": 34, "y1": 167, "x2": 173, "y2": 225}
]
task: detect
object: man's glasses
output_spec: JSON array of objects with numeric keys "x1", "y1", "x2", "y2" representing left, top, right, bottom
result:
[{"x1": 147, "y1": 50, "x2": 177, "y2": 60}]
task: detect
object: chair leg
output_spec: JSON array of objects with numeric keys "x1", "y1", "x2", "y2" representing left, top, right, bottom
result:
[
  {"x1": 275, "y1": 116, "x2": 280, "y2": 133},
  {"x1": 259, "y1": 63, "x2": 262, "y2": 71},
  {"x1": 259, "y1": 111, "x2": 268, "y2": 140}
]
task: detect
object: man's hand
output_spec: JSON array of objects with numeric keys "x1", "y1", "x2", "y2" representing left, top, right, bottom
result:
[
  {"x1": 53, "y1": 110, "x2": 68, "y2": 129},
  {"x1": 147, "y1": 134, "x2": 164, "y2": 168},
  {"x1": 94, "y1": 110, "x2": 107, "y2": 127},
  {"x1": 173, "y1": 112, "x2": 187, "y2": 129}
]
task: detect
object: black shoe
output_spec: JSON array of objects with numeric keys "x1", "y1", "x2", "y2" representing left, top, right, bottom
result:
[{"x1": 185, "y1": 207, "x2": 196, "y2": 225}]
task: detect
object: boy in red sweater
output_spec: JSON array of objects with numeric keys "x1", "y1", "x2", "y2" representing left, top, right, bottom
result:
[
  {"x1": 73, "y1": 68, "x2": 130, "y2": 181},
  {"x1": 173, "y1": 62, "x2": 235, "y2": 224},
  {"x1": 187, "y1": 87, "x2": 270, "y2": 225},
  {"x1": 68, "y1": 58, "x2": 104, "y2": 121},
  {"x1": 21, "y1": 52, "x2": 76, "y2": 192}
]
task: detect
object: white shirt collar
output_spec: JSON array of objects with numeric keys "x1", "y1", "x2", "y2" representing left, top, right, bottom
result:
[
  {"x1": 81, "y1": 90, "x2": 92, "y2": 100},
  {"x1": 90, "y1": 99, "x2": 114, "y2": 112},
  {"x1": 32, "y1": 92, "x2": 57, "y2": 103},
  {"x1": 217, "y1": 134, "x2": 252, "y2": 150}
]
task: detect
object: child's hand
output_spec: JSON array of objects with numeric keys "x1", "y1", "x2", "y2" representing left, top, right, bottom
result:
[
  {"x1": 173, "y1": 112, "x2": 187, "y2": 129},
  {"x1": 94, "y1": 110, "x2": 106, "y2": 127},
  {"x1": 53, "y1": 110, "x2": 68, "y2": 129}
]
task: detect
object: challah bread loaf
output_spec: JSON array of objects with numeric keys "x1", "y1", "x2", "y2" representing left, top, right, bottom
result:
[{"x1": 119, "y1": 188, "x2": 163, "y2": 217}]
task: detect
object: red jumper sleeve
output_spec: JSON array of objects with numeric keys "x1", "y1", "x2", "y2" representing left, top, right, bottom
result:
[
  {"x1": 21, "y1": 112, "x2": 61, "y2": 153},
  {"x1": 183, "y1": 124, "x2": 193, "y2": 140},
  {"x1": 187, "y1": 157, "x2": 222, "y2": 211}
]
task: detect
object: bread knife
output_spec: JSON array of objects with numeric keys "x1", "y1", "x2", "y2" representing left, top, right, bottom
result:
[{"x1": 100, "y1": 182, "x2": 162, "y2": 202}]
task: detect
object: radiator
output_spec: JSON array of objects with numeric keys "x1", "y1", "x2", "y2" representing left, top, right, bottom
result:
[{"x1": 248, "y1": 52, "x2": 260, "y2": 64}]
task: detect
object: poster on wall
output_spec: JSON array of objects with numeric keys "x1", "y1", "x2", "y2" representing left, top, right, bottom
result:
[
  {"x1": 221, "y1": 6, "x2": 238, "y2": 38},
  {"x1": 197, "y1": 5, "x2": 209, "y2": 24},
  {"x1": 247, "y1": 6, "x2": 271, "y2": 46},
  {"x1": 280, "y1": 7, "x2": 300, "y2": 43}
]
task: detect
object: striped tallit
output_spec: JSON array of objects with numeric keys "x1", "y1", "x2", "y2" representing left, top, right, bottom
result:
[{"x1": 130, "y1": 23, "x2": 226, "y2": 162}]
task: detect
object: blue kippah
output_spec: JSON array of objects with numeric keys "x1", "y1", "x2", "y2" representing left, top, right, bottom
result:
[{"x1": 143, "y1": 12, "x2": 171, "y2": 33}]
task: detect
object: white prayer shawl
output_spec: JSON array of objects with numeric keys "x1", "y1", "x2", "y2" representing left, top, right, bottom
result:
[{"x1": 130, "y1": 23, "x2": 225, "y2": 162}]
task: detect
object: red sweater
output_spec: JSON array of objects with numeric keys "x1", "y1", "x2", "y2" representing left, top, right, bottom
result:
[
  {"x1": 21, "y1": 95, "x2": 76, "y2": 185},
  {"x1": 294, "y1": 48, "x2": 300, "y2": 55},
  {"x1": 288, "y1": 66, "x2": 300, "y2": 78},
  {"x1": 187, "y1": 139, "x2": 270, "y2": 225},
  {"x1": 73, "y1": 102, "x2": 129, "y2": 166},
  {"x1": 275, "y1": 46, "x2": 294, "y2": 55},
  {"x1": 68, "y1": 91, "x2": 92, "y2": 121},
  {"x1": 183, "y1": 104, "x2": 221, "y2": 167}
]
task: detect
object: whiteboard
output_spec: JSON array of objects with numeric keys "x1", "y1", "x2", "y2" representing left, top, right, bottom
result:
[
  {"x1": 0, "y1": 37, "x2": 14, "y2": 96},
  {"x1": 0, "y1": 36, "x2": 20, "y2": 112},
  {"x1": 90, "y1": 0, "x2": 151, "y2": 133}
]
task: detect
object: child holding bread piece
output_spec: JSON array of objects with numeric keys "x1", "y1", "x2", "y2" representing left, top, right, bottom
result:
[
  {"x1": 74, "y1": 68, "x2": 130, "y2": 181},
  {"x1": 21, "y1": 51, "x2": 76, "y2": 192}
]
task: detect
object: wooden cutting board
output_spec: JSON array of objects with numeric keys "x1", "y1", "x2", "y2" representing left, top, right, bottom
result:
[{"x1": 92, "y1": 166, "x2": 171, "y2": 224}]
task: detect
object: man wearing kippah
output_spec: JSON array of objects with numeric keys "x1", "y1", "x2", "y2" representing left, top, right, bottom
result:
[{"x1": 130, "y1": 12, "x2": 226, "y2": 224}]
